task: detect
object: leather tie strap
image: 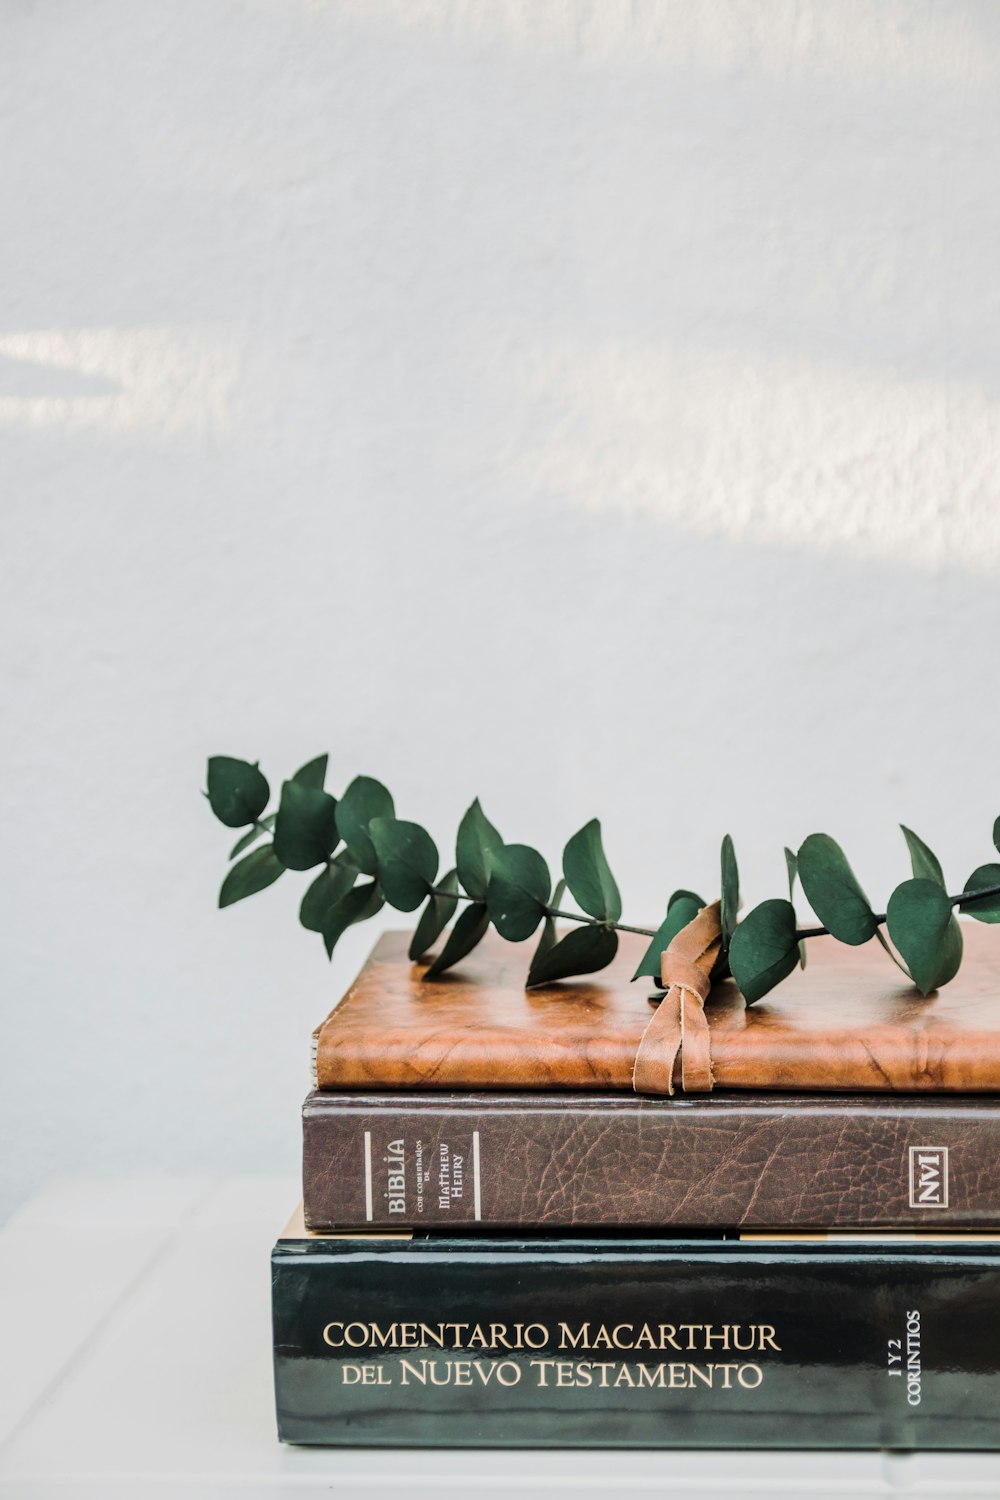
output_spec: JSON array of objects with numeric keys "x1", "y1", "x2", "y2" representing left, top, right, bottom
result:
[{"x1": 632, "y1": 901, "x2": 723, "y2": 1096}]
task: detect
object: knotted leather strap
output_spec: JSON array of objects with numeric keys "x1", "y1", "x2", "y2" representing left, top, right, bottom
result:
[{"x1": 632, "y1": 901, "x2": 723, "y2": 1096}]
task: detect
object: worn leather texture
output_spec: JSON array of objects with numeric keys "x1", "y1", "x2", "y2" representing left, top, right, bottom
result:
[
  {"x1": 312, "y1": 924, "x2": 1000, "y2": 1093},
  {"x1": 302, "y1": 1088, "x2": 1000, "y2": 1228}
]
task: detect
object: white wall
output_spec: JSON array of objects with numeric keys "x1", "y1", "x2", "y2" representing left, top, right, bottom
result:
[{"x1": 4, "y1": 1, "x2": 1000, "y2": 1221}]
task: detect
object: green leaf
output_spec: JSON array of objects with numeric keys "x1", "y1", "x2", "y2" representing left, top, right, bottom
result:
[
  {"x1": 485, "y1": 843, "x2": 552, "y2": 941},
  {"x1": 228, "y1": 812, "x2": 276, "y2": 860},
  {"x1": 409, "y1": 870, "x2": 461, "y2": 960},
  {"x1": 337, "y1": 776, "x2": 395, "y2": 876},
  {"x1": 900, "y1": 825, "x2": 945, "y2": 888},
  {"x1": 632, "y1": 889, "x2": 706, "y2": 981},
  {"x1": 206, "y1": 756, "x2": 270, "y2": 828},
  {"x1": 720, "y1": 835, "x2": 740, "y2": 940},
  {"x1": 218, "y1": 845, "x2": 284, "y2": 908},
  {"x1": 994, "y1": 817, "x2": 1000, "y2": 855},
  {"x1": 886, "y1": 878, "x2": 963, "y2": 995},
  {"x1": 369, "y1": 817, "x2": 439, "y2": 911},
  {"x1": 424, "y1": 902, "x2": 491, "y2": 978},
  {"x1": 527, "y1": 924, "x2": 618, "y2": 987},
  {"x1": 322, "y1": 881, "x2": 384, "y2": 959},
  {"x1": 960, "y1": 863, "x2": 1000, "y2": 922},
  {"x1": 300, "y1": 858, "x2": 358, "y2": 933},
  {"x1": 796, "y1": 833, "x2": 877, "y2": 946},
  {"x1": 273, "y1": 780, "x2": 339, "y2": 871},
  {"x1": 784, "y1": 847, "x2": 807, "y2": 970},
  {"x1": 456, "y1": 799, "x2": 503, "y2": 902},
  {"x1": 292, "y1": 754, "x2": 328, "y2": 791},
  {"x1": 562, "y1": 819, "x2": 622, "y2": 922},
  {"x1": 729, "y1": 899, "x2": 800, "y2": 1005}
]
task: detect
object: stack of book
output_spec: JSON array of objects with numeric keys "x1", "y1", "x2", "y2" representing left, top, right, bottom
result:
[{"x1": 272, "y1": 924, "x2": 1000, "y2": 1448}]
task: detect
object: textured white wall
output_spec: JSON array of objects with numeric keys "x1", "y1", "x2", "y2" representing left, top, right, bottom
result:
[{"x1": 4, "y1": 1, "x2": 1000, "y2": 1221}]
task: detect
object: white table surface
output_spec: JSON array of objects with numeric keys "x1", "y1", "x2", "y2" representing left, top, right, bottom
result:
[{"x1": 2, "y1": 1177, "x2": 1000, "y2": 1498}]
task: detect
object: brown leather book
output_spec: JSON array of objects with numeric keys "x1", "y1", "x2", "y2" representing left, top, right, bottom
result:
[
  {"x1": 301, "y1": 1087, "x2": 997, "y2": 1229},
  {"x1": 312, "y1": 923, "x2": 1000, "y2": 1096}
]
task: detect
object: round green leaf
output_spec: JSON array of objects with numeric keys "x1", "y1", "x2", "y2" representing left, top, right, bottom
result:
[
  {"x1": 886, "y1": 878, "x2": 964, "y2": 996},
  {"x1": 960, "y1": 863, "x2": 1000, "y2": 923},
  {"x1": 900, "y1": 825, "x2": 945, "y2": 888},
  {"x1": 632, "y1": 891, "x2": 706, "y2": 981},
  {"x1": 729, "y1": 899, "x2": 800, "y2": 1006},
  {"x1": 527, "y1": 924, "x2": 618, "y2": 987},
  {"x1": 300, "y1": 858, "x2": 358, "y2": 933},
  {"x1": 797, "y1": 833, "x2": 876, "y2": 945},
  {"x1": 720, "y1": 835, "x2": 740, "y2": 940},
  {"x1": 322, "y1": 881, "x2": 384, "y2": 958},
  {"x1": 485, "y1": 844, "x2": 551, "y2": 941},
  {"x1": 424, "y1": 902, "x2": 491, "y2": 978},
  {"x1": 993, "y1": 817, "x2": 1000, "y2": 855},
  {"x1": 369, "y1": 817, "x2": 439, "y2": 911},
  {"x1": 218, "y1": 845, "x2": 284, "y2": 907},
  {"x1": 456, "y1": 799, "x2": 503, "y2": 902},
  {"x1": 273, "y1": 780, "x2": 339, "y2": 871},
  {"x1": 409, "y1": 870, "x2": 460, "y2": 960},
  {"x1": 206, "y1": 756, "x2": 269, "y2": 828},
  {"x1": 337, "y1": 776, "x2": 395, "y2": 876},
  {"x1": 562, "y1": 819, "x2": 622, "y2": 922}
]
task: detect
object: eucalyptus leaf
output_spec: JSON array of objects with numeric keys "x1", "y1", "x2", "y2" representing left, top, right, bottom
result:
[
  {"x1": 322, "y1": 881, "x2": 384, "y2": 959},
  {"x1": 632, "y1": 889, "x2": 706, "y2": 981},
  {"x1": 456, "y1": 799, "x2": 503, "y2": 902},
  {"x1": 409, "y1": 869, "x2": 460, "y2": 960},
  {"x1": 218, "y1": 845, "x2": 284, "y2": 908},
  {"x1": 900, "y1": 825, "x2": 945, "y2": 888},
  {"x1": 424, "y1": 902, "x2": 491, "y2": 978},
  {"x1": 797, "y1": 833, "x2": 877, "y2": 946},
  {"x1": 728, "y1": 899, "x2": 800, "y2": 1005},
  {"x1": 273, "y1": 780, "x2": 339, "y2": 871},
  {"x1": 562, "y1": 819, "x2": 622, "y2": 922},
  {"x1": 292, "y1": 754, "x2": 328, "y2": 791},
  {"x1": 228, "y1": 812, "x2": 276, "y2": 860},
  {"x1": 960, "y1": 863, "x2": 1000, "y2": 922},
  {"x1": 527, "y1": 924, "x2": 618, "y2": 987},
  {"x1": 300, "y1": 859, "x2": 358, "y2": 933},
  {"x1": 485, "y1": 843, "x2": 551, "y2": 941},
  {"x1": 337, "y1": 776, "x2": 395, "y2": 876},
  {"x1": 369, "y1": 817, "x2": 439, "y2": 911},
  {"x1": 886, "y1": 878, "x2": 963, "y2": 995},
  {"x1": 207, "y1": 756, "x2": 270, "y2": 828},
  {"x1": 720, "y1": 835, "x2": 739, "y2": 940}
]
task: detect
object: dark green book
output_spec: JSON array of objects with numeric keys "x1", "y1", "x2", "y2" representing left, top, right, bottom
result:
[{"x1": 272, "y1": 1212, "x2": 1000, "y2": 1448}]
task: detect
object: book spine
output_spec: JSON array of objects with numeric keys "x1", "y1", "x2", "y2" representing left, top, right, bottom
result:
[
  {"x1": 302, "y1": 1091, "x2": 998, "y2": 1230},
  {"x1": 272, "y1": 1235, "x2": 1000, "y2": 1447}
]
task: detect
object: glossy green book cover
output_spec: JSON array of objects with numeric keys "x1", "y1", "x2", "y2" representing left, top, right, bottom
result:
[{"x1": 272, "y1": 1220, "x2": 1000, "y2": 1448}]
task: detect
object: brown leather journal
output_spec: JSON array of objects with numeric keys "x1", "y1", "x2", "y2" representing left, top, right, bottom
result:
[{"x1": 312, "y1": 921, "x2": 1000, "y2": 1095}]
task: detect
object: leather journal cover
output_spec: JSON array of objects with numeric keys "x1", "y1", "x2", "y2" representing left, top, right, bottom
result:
[{"x1": 312, "y1": 922, "x2": 1000, "y2": 1096}]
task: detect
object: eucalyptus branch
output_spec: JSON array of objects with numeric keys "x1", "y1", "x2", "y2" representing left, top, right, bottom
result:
[
  {"x1": 206, "y1": 754, "x2": 1000, "y2": 1005},
  {"x1": 795, "y1": 882, "x2": 1000, "y2": 943}
]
